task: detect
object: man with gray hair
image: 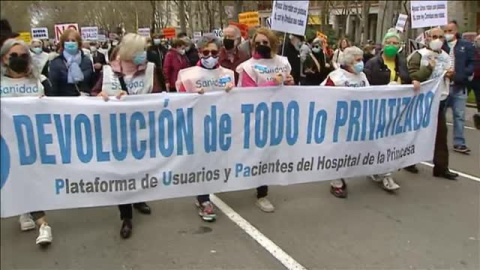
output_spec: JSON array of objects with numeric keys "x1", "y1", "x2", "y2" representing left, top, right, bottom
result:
[{"x1": 219, "y1": 25, "x2": 249, "y2": 84}]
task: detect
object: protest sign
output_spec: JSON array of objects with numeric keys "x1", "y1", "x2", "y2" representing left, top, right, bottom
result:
[
  {"x1": 270, "y1": 0, "x2": 309, "y2": 36},
  {"x1": 98, "y1": 34, "x2": 107, "y2": 42},
  {"x1": 213, "y1": 29, "x2": 224, "y2": 38},
  {"x1": 81, "y1": 26, "x2": 99, "y2": 41},
  {"x1": 266, "y1": 17, "x2": 272, "y2": 28},
  {"x1": 238, "y1": 12, "x2": 260, "y2": 27},
  {"x1": 54, "y1": 23, "x2": 79, "y2": 41},
  {"x1": 395, "y1": 14, "x2": 409, "y2": 32},
  {"x1": 410, "y1": 1, "x2": 448, "y2": 29},
  {"x1": 193, "y1": 32, "x2": 202, "y2": 39},
  {"x1": 0, "y1": 77, "x2": 444, "y2": 217},
  {"x1": 137, "y1": 28, "x2": 151, "y2": 37},
  {"x1": 17, "y1": 32, "x2": 32, "y2": 44},
  {"x1": 162, "y1": 28, "x2": 176, "y2": 39},
  {"x1": 31, "y1": 27, "x2": 49, "y2": 40},
  {"x1": 316, "y1": 31, "x2": 327, "y2": 41}
]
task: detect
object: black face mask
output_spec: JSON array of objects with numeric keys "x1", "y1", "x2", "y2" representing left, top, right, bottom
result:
[
  {"x1": 9, "y1": 54, "x2": 29, "y2": 74},
  {"x1": 223, "y1": 38, "x2": 235, "y2": 50},
  {"x1": 256, "y1": 45, "x2": 271, "y2": 58}
]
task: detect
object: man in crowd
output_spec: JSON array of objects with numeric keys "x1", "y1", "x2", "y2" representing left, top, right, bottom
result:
[
  {"x1": 442, "y1": 20, "x2": 475, "y2": 154},
  {"x1": 238, "y1": 27, "x2": 257, "y2": 58},
  {"x1": 406, "y1": 27, "x2": 459, "y2": 180},
  {"x1": 471, "y1": 34, "x2": 480, "y2": 129},
  {"x1": 219, "y1": 25, "x2": 249, "y2": 84},
  {"x1": 89, "y1": 41, "x2": 107, "y2": 88},
  {"x1": 147, "y1": 33, "x2": 168, "y2": 91},
  {"x1": 178, "y1": 32, "x2": 199, "y2": 66}
]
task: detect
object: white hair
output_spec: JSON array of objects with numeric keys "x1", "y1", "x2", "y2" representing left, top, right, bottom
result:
[
  {"x1": 341, "y1": 46, "x2": 363, "y2": 66},
  {"x1": 30, "y1": 38, "x2": 43, "y2": 46},
  {"x1": 118, "y1": 33, "x2": 147, "y2": 61},
  {"x1": 312, "y1": 37, "x2": 323, "y2": 45},
  {"x1": 0, "y1": 39, "x2": 39, "y2": 80},
  {"x1": 224, "y1": 25, "x2": 241, "y2": 39}
]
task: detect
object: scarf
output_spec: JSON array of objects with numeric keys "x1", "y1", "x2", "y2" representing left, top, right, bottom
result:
[{"x1": 63, "y1": 50, "x2": 84, "y2": 84}]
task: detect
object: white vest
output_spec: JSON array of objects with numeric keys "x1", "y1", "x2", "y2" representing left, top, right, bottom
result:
[
  {"x1": 0, "y1": 75, "x2": 45, "y2": 97},
  {"x1": 408, "y1": 48, "x2": 450, "y2": 100},
  {"x1": 176, "y1": 66, "x2": 235, "y2": 93},
  {"x1": 101, "y1": 62, "x2": 155, "y2": 95},
  {"x1": 321, "y1": 69, "x2": 370, "y2": 88},
  {"x1": 31, "y1": 52, "x2": 49, "y2": 74},
  {"x1": 236, "y1": 55, "x2": 292, "y2": 86}
]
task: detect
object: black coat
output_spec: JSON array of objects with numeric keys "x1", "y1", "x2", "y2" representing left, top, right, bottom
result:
[
  {"x1": 442, "y1": 39, "x2": 475, "y2": 85},
  {"x1": 91, "y1": 51, "x2": 107, "y2": 88},
  {"x1": 303, "y1": 51, "x2": 327, "y2": 85},
  {"x1": 185, "y1": 44, "x2": 199, "y2": 67},
  {"x1": 364, "y1": 52, "x2": 411, "y2": 85},
  {"x1": 281, "y1": 42, "x2": 301, "y2": 85},
  {"x1": 47, "y1": 51, "x2": 93, "y2": 96},
  {"x1": 147, "y1": 45, "x2": 168, "y2": 91}
]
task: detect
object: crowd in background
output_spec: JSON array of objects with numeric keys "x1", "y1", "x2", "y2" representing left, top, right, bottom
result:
[{"x1": 1, "y1": 16, "x2": 479, "y2": 246}]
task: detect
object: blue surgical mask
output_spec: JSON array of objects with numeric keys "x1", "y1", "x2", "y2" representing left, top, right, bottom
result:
[
  {"x1": 64, "y1": 41, "x2": 78, "y2": 55},
  {"x1": 353, "y1": 61, "x2": 364, "y2": 73},
  {"x1": 133, "y1": 51, "x2": 147, "y2": 65},
  {"x1": 153, "y1": 39, "x2": 161, "y2": 45},
  {"x1": 32, "y1": 47, "x2": 43, "y2": 54}
]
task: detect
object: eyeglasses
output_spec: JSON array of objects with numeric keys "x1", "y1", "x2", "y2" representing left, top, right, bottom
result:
[
  {"x1": 201, "y1": 49, "x2": 219, "y2": 57},
  {"x1": 431, "y1": 35, "x2": 444, "y2": 39},
  {"x1": 255, "y1": 41, "x2": 269, "y2": 46}
]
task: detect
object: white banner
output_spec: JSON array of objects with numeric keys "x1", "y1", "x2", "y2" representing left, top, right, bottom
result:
[
  {"x1": 0, "y1": 78, "x2": 445, "y2": 217},
  {"x1": 410, "y1": 1, "x2": 448, "y2": 29},
  {"x1": 81, "y1": 26, "x2": 99, "y2": 41},
  {"x1": 395, "y1": 14, "x2": 408, "y2": 32},
  {"x1": 31, "y1": 27, "x2": 49, "y2": 40},
  {"x1": 270, "y1": 0, "x2": 309, "y2": 36},
  {"x1": 137, "y1": 28, "x2": 151, "y2": 37}
]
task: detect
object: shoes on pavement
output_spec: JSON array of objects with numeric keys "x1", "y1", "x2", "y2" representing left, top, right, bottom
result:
[
  {"x1": 404, "y1": 165, "x2": 419, "y2": 174},
  {"x1": 453, "y1": 145, "x2": 471, "y2": 154},
  {"x1": 19, "y1": 213, "x2": 36, "y2": 231},
  {"x1": 330, "y1": 179, "x2": 348, "y2": 198},
  {"x1": 473, "y1": 113, "x2": 480, "y2": 130},
  {"x1": 256, "y1": 197, "x2": 275, "y2": 213},
  {"x1": 36, "y1": 223, "x2": 52, "y2": 246},
  {"x1": 369, "y1": 175, "x2": 382, "y2": 183},
  {"x1": 381, "y1": 176, "x2": 400, "y2": 191},
  {"x1": 133, "y1": 202, "x2": 151, "y2": 215},
  {"x1": 120, "y1": 219, "x2": 132, "y2": 239},
  {"x1": 196, "y1": 201, "x2": 216, "y2": 222},
  {"x1": 433, "y1": 169, "x2": 459, "y2": 180}
]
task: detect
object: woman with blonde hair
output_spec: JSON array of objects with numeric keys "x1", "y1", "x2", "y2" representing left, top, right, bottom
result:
[
  {"x1": 92, "y1": 33, "x2": 161, "y2": 239},
  {"x1": 236, "y1": 27, "x2": 295, "y2": 213},
  {"x1": 332, "y1": 38, "x2": 351, "y2": 70},
  {"x1": 1, "y1": 39, "x2": 53, "y2": 246}
]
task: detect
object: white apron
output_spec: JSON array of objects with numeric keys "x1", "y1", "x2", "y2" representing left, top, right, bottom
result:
[
  {"x1": 101, "y1": 62, "x2": 155, "y2": 95},
  {"x1": 176, "y1": 66, "x2": 235, "y2": 92},
  {"x1": 236, "y1": 55, "x2": 292, "y2": 86},
  {"x1": 31, "y1": 52, "x2": 49, "y2": 74},
  {"x1": 321, "y1": 68, "x2": 370, "y2": 88},
  {"x1": 0, "y1": 75, "x2": 45, "y2": 97}
]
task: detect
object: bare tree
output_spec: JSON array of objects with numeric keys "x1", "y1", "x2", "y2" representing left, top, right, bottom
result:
[{"x1": 178, "y1": 0, "x2": 187, "y2": 33}]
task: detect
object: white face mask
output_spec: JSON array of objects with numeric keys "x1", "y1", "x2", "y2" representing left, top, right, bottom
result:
[
  {"x1": 312, "y1": 47, "x2": 321, "y2": 53},
  {"x1": 90, "y1": 46, "x2": 97, "y2": 52},
  {"x1": 178, "y1": 49, "x2": 185, "y2": 55},
  {"x1": 201, "y1": 56, "x2": 218, "y2": 69},
  {"x1": 429, "y1": 39, "x2": 443, "y2": 51},
  {"x1": 445, "y1": 34, "x2": 454, "y2": 42}
]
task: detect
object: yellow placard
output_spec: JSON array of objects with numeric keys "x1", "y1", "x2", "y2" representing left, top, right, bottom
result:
[
  {"x1": 17, "y1": 32, "x2": 32, "y2": 44},
  {"x1": 308, "y1": 15, "x2": 321, "y2": 25},
  {"x1": 316, "y1": 31, "x2": 327, "y2": 41},
  {"x1": 238, "y1": 12, "x2": 259, "y2": 27}
]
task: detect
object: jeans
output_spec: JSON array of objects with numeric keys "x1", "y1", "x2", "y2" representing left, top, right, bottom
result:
[{"x1": 445, "y1": 85, "x2": 467, "y2": 146}]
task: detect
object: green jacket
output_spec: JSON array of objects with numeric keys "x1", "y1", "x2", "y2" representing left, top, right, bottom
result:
[{"x1": 407, "y1": 51, "x2": 433, "y2": 82}]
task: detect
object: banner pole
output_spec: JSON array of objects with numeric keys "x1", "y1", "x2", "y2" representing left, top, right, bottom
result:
[{"x1": 281, "y1": 32, "x2": 287, "y2": 56}]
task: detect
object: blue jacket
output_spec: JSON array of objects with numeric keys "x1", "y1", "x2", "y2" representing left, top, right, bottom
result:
[
  {"x1": 47, "y1": 51, "x2": 93, "y2": 96},
  {"x1": 442, "y1": 39, "x2": 474, "y2": 85}
]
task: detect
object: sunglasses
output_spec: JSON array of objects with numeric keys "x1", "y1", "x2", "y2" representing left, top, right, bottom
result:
[
  {"x1": 255, "y1": 41, "x2": 269, "y2": 46},
  {"x1": 201, "y1": 50, "x2": 219, "y2": 57},
  {"x1": 9, "y1": 53, "x2": 29, "y2": 58}
]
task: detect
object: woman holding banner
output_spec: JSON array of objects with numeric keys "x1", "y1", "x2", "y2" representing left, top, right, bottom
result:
[
  {"x1": 235, "y1": 27, "x2": 295, "y2": 213},
  {"x1": 0, "y1": 39, "x2": 53, "y2": 246},
  {"x1": 175, "y1": 36, "x2": 235, "y2": 222},
  {"x1": 48, "y1": 28, "x2": 93, "y2": 96},
  {"x1": 321, "y1": 46, "x2": 370, "y2": 198},
  {"x1": 92, "y1": 33, "x2": 161, "y2": 239}
]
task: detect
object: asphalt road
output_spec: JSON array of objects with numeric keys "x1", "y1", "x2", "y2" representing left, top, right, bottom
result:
[{"x1": 1, "y1": 108, "x2": 479, "y2": 270}]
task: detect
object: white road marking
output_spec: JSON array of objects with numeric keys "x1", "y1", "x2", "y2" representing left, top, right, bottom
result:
[
  {"x1": 210, "y1": 195, "x2": 307, "y2": 270},
  {"x1": 446, "y1": 122, "x2": 477, "y2": 131},
  {"x1": 420, "y1": 162, "x2": 480, "y2": 182}
]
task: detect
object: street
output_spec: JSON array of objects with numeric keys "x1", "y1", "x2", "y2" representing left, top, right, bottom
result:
[{"x1": 1, "y1": 108, "x2": 479, "y2": 270}]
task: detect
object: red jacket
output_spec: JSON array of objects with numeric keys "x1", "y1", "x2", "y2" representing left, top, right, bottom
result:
[
  {"x1": 163, "y1": 48, "x2": 190, "y2": 88},
  {"x1": 218, "y1": 47, "x2": 249, "y2": 85}
]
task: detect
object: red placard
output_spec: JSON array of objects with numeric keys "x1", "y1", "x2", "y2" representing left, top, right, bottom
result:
[
  {"x1": 229, "y1": 21, "x2": 249, "y2": 39},
  {"x1": 54, "y1": 23, "x2": 79, "y2": 41},
  {"x1": 162, "y1": 28, "x2": 176, "y2": 39}
]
